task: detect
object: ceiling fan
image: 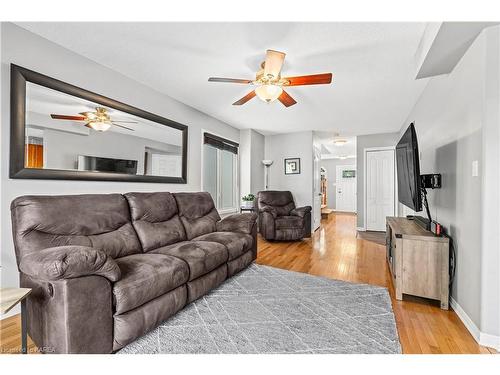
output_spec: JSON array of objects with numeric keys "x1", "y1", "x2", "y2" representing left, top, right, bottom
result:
[
  {"x1": 208, "y1": 50, "x2": 333, "y2": 107},
  {"x1": 50, "y1": 106, "x2": 137, "y2": 132}
]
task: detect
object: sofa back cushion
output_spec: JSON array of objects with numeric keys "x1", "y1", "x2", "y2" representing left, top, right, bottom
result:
[
  {"x1": 125, "y1": 192, "x2": 186, "y2": 252},
  {"x1": 174, "y1": 192, "x2": 220, "y2": 240},
  {"x1": 11, "y1": 194, "x2": 141, "y2": 265},
  {"x1": 257, "y1": 191, "x2": 296, "y2": 216}
]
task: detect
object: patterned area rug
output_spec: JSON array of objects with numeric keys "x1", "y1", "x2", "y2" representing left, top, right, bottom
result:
[{"x1": 119, "y1": 264, "x2": 401, "y2": 354}]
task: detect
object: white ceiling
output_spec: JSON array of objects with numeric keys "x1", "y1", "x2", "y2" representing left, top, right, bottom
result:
[
  {"x1": 320, "y1": 136, "x2": 357, "y2": 159},
  {"x1": 26, "y1": 82, "x2": 183, "y2": 145},
  {"x1": 17, "y1": 22, "x2": 429, "y2": 136}
]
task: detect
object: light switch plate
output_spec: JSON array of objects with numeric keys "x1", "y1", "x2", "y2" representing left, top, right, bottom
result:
[{"x1": 472, "y1": 160, "x2": 479, "y2": 177}]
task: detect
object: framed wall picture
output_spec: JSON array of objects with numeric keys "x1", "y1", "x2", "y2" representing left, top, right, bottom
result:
[
  {"x1": 342, "y1": 169, "x2": 356, "y2": 178},
  {"x1": 284, "y1": 158, "x2": 301, "y2": 175}
]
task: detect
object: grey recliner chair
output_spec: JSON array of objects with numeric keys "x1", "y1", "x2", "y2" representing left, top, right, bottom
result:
[{"x1": 256, "y1": 191, "x2": 312, "y2": 241}]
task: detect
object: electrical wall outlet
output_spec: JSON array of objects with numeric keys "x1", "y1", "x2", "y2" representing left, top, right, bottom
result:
[{"x1": 472, "y1": 160, "x2": 479, "y2": 177}]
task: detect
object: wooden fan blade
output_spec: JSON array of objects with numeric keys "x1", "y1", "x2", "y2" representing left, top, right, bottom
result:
[
  {"x1": 278, "y1": 90, "x2": 297, "y2": 107},
  {"x1": 112, "y1": 123, "x2": 135, "y2": 131},
  {"x1": 208, "y1": 77, "x2": 253, "y2": 84},
  {"x1": 50, "y1": 114, "x2": 86, "y2": 121},
  {"x1": 283, "y1": 73, "x2": 333, "y2": 86},
  {"x1": 233, "y1": 91, "x2": 256, "y2": 105}
]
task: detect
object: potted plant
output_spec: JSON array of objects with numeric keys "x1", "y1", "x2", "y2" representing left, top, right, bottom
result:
[{"x1": 241, "y1": 194, "x2": 255, "y2": 209}]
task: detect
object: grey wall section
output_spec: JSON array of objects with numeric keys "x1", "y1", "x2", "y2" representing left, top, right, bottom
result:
[
  {"x1": 320, "y1": 157, "x2": 356, "y2": 210},
  {"x1": 43, "y1": 128, "x2": 179, "y2": 174},
  {"x1": 250, "y1": 130, "x2": 265, "y2": 194},
  {"x1": 0, "y1": 23, "x2": 239, "y2": 315},
  {"x1": 265, "y1": 131, "x2": 313, "y2": 209},
  {"x1": 402, "y1": 26, "x2": 500, "y2": 338},
  {"x1": 356, "y1": 132, "x2": 400, "y2": 228},
  {"x1": 480, "y1": 26, "x2": 500, "y2": 339},
  {"x1": 239, "y1": 129, "x2": 251, "y2": 196},
  {"x1": 239, "y1": 129, "x2": 265, "y2": 197}
]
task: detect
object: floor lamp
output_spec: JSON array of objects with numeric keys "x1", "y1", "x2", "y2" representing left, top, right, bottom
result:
[{"x1": 262, "y1": 160, "x2": 273, "y2": 190}]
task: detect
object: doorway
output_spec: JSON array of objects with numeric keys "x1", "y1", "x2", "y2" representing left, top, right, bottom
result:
[
  {"x1": 335, "y1": 164, "x2": 357, "y2": 212},
  {"x1": 365, "y1": 148, "x2": 396, "y2": 231}
]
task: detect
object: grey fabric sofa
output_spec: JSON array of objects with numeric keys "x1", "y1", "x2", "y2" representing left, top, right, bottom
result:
[
  {"x1": 256, "y1": 191, "x2": 312, "y2": 241},
  {"x1": 10, "y1": 192, "x2": 257, "y2": 354}
]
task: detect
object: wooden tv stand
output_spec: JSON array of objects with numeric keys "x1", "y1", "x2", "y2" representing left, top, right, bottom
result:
[{"x1": 386, "y1": 217, "x2": 450, "y2": 309}]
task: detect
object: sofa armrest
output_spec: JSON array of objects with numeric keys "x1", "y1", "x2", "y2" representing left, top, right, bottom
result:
[
  {"x1": 216, "y1": 213, "x2": 257, "y2": 234},
  {"x1": 19, "y1": 245, "x2": 121, "y2": 282},
  {"x1": 258, "y1": 211, "x2": 276, "y2": 240},
  {"x1": 290, "y1": 206, "x2": 312, "y2": 218}
]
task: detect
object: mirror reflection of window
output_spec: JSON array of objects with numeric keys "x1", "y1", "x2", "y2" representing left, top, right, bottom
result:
[
  {"x1": 145, "y1": 147, "x2": 182, "y2": 177},
  {"x1": 24, "y1": 81, "x2": 184, "y2": 178}
]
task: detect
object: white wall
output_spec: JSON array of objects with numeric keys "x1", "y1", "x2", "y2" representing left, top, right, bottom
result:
[
  {"x1": 264, "y1": 131, "x2": 313, "y2": 210},
  {"x1": 320, "y1": 157, "x2": 356, "y2": 210},
  {"x1": 0, "y1": 23, "x2": 240, "y2": 317},
  {"x1": 402, "y1": 26, "x2": 500, "y2": 343},
  {"x1": 356, "y1": 132, "x2": 400, "y2": 228}
]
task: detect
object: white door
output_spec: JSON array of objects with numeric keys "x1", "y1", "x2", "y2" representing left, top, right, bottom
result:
[
  {"x1": 335, "y1": 165, "x2": 357, "y2": 212},
  {"x1": 366, "y1": 149, "x2": 395, "y2": 231},
  {"x1": 312, "y1": 146, "x2": 322, "y2": 231}
]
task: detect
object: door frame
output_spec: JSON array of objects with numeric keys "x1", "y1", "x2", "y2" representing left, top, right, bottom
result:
[
  {"x1": 312, "y1": 145, "x2": 322, "y2": 231},
  {"x1": 335, "y1": 164, "x2": 357, "y2": 213},
  {"x1": 200, "y1": 128, "x2": 240, "y2": 216},
  {"x1": 363, "y1": 146, "x2": 398, "y2": 231}
]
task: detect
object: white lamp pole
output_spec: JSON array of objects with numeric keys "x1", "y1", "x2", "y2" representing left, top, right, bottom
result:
[{"x1": 262, "y1": 160, "x2": 273, "y2": 190}]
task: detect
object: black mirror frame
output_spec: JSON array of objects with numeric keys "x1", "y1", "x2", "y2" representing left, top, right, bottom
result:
[{"x1": 10, "y1": 64, "x2": 188, "y2": 183}]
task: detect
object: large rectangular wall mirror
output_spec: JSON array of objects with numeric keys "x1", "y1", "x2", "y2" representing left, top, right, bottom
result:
[{"x1": 10, "y1": 64, "x2": 188, "y2": 183}]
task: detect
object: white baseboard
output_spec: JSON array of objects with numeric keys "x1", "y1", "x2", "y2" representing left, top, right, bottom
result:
[
  {"x1": 450, "y1": 297, "x2": 500, "y2": 351},
  {"x1": 480, "y1": 332, "x2": 500, "y2": 351},
  {"x1": 356, "y1": 227, "x2": 366, "y2": 232},
  {"x1": 0, "y1": 305, "x2": 20, "y2": 320},
  {"x1": 450, "y1": 298, "x2": 481, "y2": 340}
]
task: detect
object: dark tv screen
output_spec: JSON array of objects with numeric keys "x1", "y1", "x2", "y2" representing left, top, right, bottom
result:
[
  {"x1": 396, "y1": 123, "x2": 422, "y2": 212},
  {"x1": 79, "y1": 155, "x2": 138, "y2": 175}
]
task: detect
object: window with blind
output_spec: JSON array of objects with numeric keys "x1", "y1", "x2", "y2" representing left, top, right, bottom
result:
[{"x1": 203, "y1": 133, "x2": 239, "y2": 212}]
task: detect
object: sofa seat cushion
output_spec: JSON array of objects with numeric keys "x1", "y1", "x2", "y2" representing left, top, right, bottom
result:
[
  {"x1": 193, "y1": 232, "x2": 253, "y2": 261},
  {"x1": 275, "y1": 216, "x2": 304, "y2": 229},
  {"x1": 113, "y1": 254, "x2": 189, "y2": 314},
  {"x1": 151, "y1": 241, "x2": 228, "y2": 281}
]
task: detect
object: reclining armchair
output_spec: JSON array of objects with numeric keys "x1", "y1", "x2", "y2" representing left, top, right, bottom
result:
[{"x1": 256, "y1": 191, "x2": 312, "y2": 241}]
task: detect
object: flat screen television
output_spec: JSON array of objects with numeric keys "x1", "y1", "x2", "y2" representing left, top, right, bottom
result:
[
  {"x1": 78, "y1": 155, "x2": 138, "y2": 175},
  {"x1": 396, "y1": 123, "x2": 422, "y2": 211}
]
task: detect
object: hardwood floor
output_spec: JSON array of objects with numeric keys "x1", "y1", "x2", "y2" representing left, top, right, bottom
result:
[
  {"x1": 0, "y1": 212, "x2": 495, "y2": 354},
  {"x1": 0, "y1": 314, "x2": 37, "y2": 354},
  {"x1": 257, "y1": 212, "x2": 496, "y2": 354}
]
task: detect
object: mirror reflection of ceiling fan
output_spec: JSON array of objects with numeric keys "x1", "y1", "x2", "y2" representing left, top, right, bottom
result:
[
  {"x1": 208, "y1": 49, "x2": 333, "y2": 107},
  {"x1": 50, "y1": 106, "x2": 137, "y2": 132}
]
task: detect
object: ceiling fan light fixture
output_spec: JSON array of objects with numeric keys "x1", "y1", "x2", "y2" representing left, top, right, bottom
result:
[
  {"x1": 87, "y1": 121, "x2": 112, "y2": 132},
  {"x1": 263, "y1": 50, "x2": 286, "y2": 81},
  {"x1": 334, "y1": 139, "x2": 348, "y2": 146},
  {"x1": 255, "y1": 84, "x2": 283, "y2": 103}
]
